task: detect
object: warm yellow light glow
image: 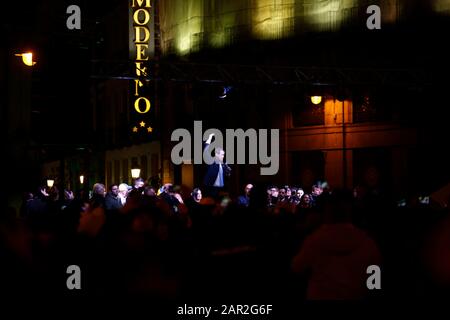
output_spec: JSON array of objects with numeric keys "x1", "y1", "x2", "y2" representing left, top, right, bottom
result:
[
  {"x1": 160, "y1": 0, "x2": 203, "y2": 55},
  {"x1": 210, "y1": 32, "x2": 226, "y2": 48},
  {"x1": 311, "y1": 96, "x2": 322, "y2": 105},
  {"x1": 15, "y1": 52, "x2": 36, "y2": 66},
  {"x1": 433, "y1": 0, "x2": 450, "y2": 14},
  {"x1": 252, "y1": 0, "x2": 295, "y2": 40},
  {"x1": 159, "y1": 0, "x2": 407, "y2": 55},
  {"x1": 177, "y1": 36, "x2": 192, "y2": 54},
  {"x1": 47, "y1": 179, "x2": 55, "y2": 188},
  {"x1": 301, "y1": 0, "x2": 349, "y2": 32},
  {"x1": 79, "y1": 175, "x2": 84, "y2": 184},
  {"x1": 131, "y1": 168, "x2": 141, "y2": 178}
]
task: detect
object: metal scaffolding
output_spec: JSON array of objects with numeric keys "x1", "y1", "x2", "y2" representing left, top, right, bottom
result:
[{"x1": 90, "y1": 59, "x2": 438, "y2": 88}]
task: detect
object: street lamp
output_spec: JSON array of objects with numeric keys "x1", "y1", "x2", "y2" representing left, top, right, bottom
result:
[
  {"x1": 15, "y1": 52, "x2": 36, "y2": 66},
  {"x1": 79, "y1": 175, "x2": 84, "y2": 184},
  {"x1": 311, "y1": 95, "x2": 322, "y2": 105},
  {"x1": 47, "y1": 179, "x2": 55, "y2": 188},
  {"x1": 131, "y1": 167, "x2": 141, "y2": 179}
]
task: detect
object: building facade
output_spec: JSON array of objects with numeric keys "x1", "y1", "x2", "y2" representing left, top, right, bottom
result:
[
  {"x1": 4, "y1": 0, "x2": 450, "y2": 211},
  {"x1": 87, "y1": 0, "x2": 450, "y2": 198}
]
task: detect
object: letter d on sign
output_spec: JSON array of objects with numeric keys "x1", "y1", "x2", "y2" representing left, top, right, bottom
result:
[{"x1": 66, "y1": 265, "x2": 81, "y2": 290}]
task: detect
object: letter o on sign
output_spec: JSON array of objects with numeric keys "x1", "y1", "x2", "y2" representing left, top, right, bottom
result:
[
  {"x1": 134, "y1": 97, "x2": 151, "y2": 113},
  {"x1": 133, "y1": 9, "x2": 150, "y2": 25}
]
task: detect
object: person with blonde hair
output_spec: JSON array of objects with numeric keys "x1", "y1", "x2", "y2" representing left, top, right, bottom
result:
[{"x1": 118, "y1": 183, "x2": 129, "y2": 206}]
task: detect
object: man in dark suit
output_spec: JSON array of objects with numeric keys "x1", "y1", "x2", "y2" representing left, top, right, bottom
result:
[
  {"x1": 203, "y1": 133, "x2": 231, "y2": 200},
  {"x1": 104, "y1": 184, "x2": 122, "y2": 212}
]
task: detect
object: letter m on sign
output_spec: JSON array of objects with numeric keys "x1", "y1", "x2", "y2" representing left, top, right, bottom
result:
[{"x1": 132, "y1": 0, "x2": 151, "y2": 8}]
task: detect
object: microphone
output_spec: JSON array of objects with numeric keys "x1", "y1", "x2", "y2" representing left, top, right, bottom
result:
[{"x1": 224, "y1": 162, "x2": 232, "y2": 175}]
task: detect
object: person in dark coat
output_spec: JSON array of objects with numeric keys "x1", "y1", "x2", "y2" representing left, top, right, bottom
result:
[
  {"x1": 104, "y1": 184, "x2": 122, "y2": 212},
  {"x1": 203, "y1": 133, "x2": 231, "y2": 200}
]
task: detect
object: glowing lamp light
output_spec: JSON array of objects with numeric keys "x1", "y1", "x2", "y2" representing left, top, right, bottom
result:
[
  {"x1": 15, "y1": 52, "x2": 36, "y2": 66},
  {"x1": 131, "y1": 168, "x2": 141, "y2": 179},
  {"x1": 311, "y1": 96, "x2": 322, "y2": 105},
  {"x1": 79, "y1": 175, "x2": 84, "y2": 184},
  {"x1": 47, "y1": 179, "x2": 55, "y2": 188}
]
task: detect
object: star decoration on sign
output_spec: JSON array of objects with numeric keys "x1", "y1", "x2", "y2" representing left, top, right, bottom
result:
[{"x1": 132, "y1": 122, "x2": 153, "y2": 133}]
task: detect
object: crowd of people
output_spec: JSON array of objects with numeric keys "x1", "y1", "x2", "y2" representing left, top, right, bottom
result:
[{"x1": 1, "y1": 176, "x2": 450, "y2": 305}]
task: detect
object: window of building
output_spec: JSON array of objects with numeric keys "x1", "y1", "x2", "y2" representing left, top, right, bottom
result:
[{"x1": 353, "y1": 89, "x2": 396, "y2": 123}]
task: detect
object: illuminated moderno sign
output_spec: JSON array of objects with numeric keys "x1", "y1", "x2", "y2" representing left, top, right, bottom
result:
[{"x1": 130, "y1": 0, "x2": 154, "y2": 114}]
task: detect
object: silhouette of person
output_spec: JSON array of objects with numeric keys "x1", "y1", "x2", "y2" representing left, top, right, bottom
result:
[{"x1": 203, "y1": 133, "x2": 231, "y2": 200}]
